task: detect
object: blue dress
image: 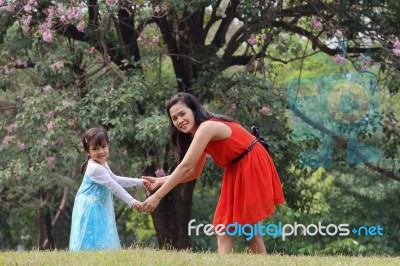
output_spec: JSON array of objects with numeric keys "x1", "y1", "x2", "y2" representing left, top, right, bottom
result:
[{"x1": 69, "y1": 160, "x2": 142, "y2": 251}]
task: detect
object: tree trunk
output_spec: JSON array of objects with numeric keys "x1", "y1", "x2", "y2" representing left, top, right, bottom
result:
[
  {"x1": 37, "y1": 208, "x2": 55, "y2": 250},
  {"x1": 150, "y1": 180, "x2": 196, "y2": 250}
]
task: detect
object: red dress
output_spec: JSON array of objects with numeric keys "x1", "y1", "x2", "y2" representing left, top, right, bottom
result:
[{"x1": 205, "y1": 119, "x2": 285, "y2": 227}]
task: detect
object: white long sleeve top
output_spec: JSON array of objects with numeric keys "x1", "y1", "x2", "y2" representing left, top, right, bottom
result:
[{"x1": 85, "y1": 159, "x2": 143, "y2": 206}]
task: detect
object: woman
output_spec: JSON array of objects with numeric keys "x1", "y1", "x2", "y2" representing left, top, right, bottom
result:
[{"x1": 143, "y1": 92, "x2": 285, "y2": 254}]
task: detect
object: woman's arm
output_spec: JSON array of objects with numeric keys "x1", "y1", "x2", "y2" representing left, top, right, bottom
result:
[
  {"x1": 143, "y1": 121, "x2": 227, "y2": 211},
  {"x1": 143, "y1": 152, "x2": 206, "y2": 189},
  {"x1": 179, "y1": 152, "x2": 207, "y2": 183}
]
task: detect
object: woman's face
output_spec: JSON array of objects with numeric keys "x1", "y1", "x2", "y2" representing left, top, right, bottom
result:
[{"x1": 169, "y1": 101, "x2": 197, "y2": 134}]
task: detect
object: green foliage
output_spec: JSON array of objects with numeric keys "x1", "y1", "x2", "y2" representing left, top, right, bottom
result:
[{"x1": 1, "y1": 0, "x2": 400, "y2": 255}]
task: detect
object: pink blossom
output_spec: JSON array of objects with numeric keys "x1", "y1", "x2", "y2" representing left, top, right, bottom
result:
[
  {"x1": 51, "y1": 61, "x2": 64, "y2": 70},
  {"x1": 220, "y1": 12, "x2": 226, "y2": 18},
  {"x1": 29, "y1": 166, "x2": 34, "y2": 172},
  {"x1": 106, "y1": 0, "x2": 117, "y2": 4},
  {"x1": 15, "y1": 175, "x2": 22, "y2": 181},
  {"x1": 15, "y1": 59, "x2": 28, "y2": 67},
  {"x1": 62, "y1": 100, "x2": 72, "y2": 107},
  {"x1": 59, "y1": 15, "x2": 67, "y2": 23},
  {"x1": 335, "y1": 30, "x2": 343, "y2": 38},
  {"x1": 42, "y1": 32, "x2": 53, "y2": 42},
  {"x1": 89, "y1": 47, "x2": 97, "y2": 55},
  {"x1": 138, "y1": 33, "x2": 146, "y2": 42},
  {"x1": 76, "y1": 20, "x2": 85, "y2": 32},
  {"x1": 56, "y1": 4, "x2": 64, "y2": 15},
  {"x1": 39, "y1": 24, "x2": 48, "y2": 32},
  {"x1": 394, "y1": 41, "x2": 400, "y2": 49},
  {"x1": 260, "y1": 105, "x2": 272, "y2": 116},
  {"x1": 3, "y1": 65, "x2": 10, "y2": 74},
  {"x1": 45, "y1": 111, "x2": 55, "y2": 117},
  {"x1": 333, "y1": 54, "x2": 346, "y2": 64},
  {"x1": 265, "y1": 0, "x2": 271, "y2": 4},
  {"x1": 155, "y1": 169, "x2": 166, "y2": 177},
  {"x1": 17, "y1": 141, "x2": 26, "y2": 151},
  {"x1": 151, "y1": 35, "x2": 159, "y2": 44},
  {"x1": 7, "y1": 123, "x2": 17, "y2": 133},
  {"x1": 5, "y1": 4, "x2": 13, "y2": 12},
  {"x1": 65, "y1": 9, "x2": 74, "y2": 21},
  {"x1": 228, "y1": 103, "x2": 237, "y2": 114},
  {"x1": 261, "y1": 34, "x2": 267, "y2": 40},
  {"x1": 255, "y1": 1, "x2": 260, "y2": 7},
  {"x1": 310, "y1": 16, "x2": 322, "y2": 29},
  {"x1": 46, "y1": 121, "x2": 54, "y2": 130},
  {"x1": 43, "y1": 84, "x2": 53, "y2": 93},
  {"x1": 154, "y1": 5, "x2": 160, "y2": 13},
  {"x1": 122, "y1": 150, "x2": 128, "y2": 156},
  {"x1": 394, "y1": 49, "x2": 400, "y2": 57},
  {"x1": 24, "y1": 4, "x2": 32, "y2": 13},
  {"x1": 47, "y1": 156, "x2": 56, "y2": 166},
  {"x1": 247, "y1": 34, "x2": 258, "y2": 46},
  {"x1": 95, "y1": 56, "x2": 104, "y2": 63},
  {"x1": 2, "y1": 135, "x2": 14, "y2": 144}
]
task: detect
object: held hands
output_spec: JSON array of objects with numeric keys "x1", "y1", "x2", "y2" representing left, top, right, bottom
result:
[
  {"x1": 142, "y1": 194, "x2": 161, "y2": 213},
  {"x1": 131, "y1": 200, "x2": 143, "y2": 211},
  {"x1": 133, "y1": 176, "x2": 164, "y2": 213},
  {"x1": 131, "y1": 196, "x2": 161, "y2": 213},
  {"x1": 142, "y1": 176, "x2": 163, "y2": 191}
]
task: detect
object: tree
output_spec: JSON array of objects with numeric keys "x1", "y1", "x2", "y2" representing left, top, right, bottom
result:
[{"x1": 1, "y1": 0, "x2": 399, "y2": 250}]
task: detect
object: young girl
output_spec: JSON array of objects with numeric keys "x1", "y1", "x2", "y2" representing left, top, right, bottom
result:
[
  {"x1": 69, "y1": 127, "x2": 147, "y2": 251},
  {"x1": 142, "y1": 92, "x2": 285, "y2": 254}
]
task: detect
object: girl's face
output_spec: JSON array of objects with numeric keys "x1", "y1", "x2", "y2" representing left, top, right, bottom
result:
[
  {"x1": 169, "y1": 101, "x2": 197, "y2": 134},
  {"x1": 88, "y1": 140, "x2": 109, "y2": 165}
]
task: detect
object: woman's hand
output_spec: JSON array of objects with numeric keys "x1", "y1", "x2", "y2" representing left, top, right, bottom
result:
[
  {"x1": 142, "y1": 176, "x2": 166, "y2": 191},
  {"x1": 142, "y1": 194, "x2": 161, "y2": 213}
]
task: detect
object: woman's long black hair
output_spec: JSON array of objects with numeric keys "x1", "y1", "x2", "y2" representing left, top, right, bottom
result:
[{"x1": 166, "y1": 92, "x2": 234, "y2": 163}]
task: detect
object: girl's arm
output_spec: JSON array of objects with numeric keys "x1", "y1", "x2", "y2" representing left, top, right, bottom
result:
[
  {"x1": 105, "y1": 162, "x2": 143, "y2": 187},
  {"x1": 112, "y1": 174, "x2": 143, "y2": 187},
  {"x1": 91, "y1": 166, "x2": 138, "y2": 206}
]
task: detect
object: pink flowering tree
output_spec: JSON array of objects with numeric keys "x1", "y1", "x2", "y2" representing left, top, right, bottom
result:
[{"x1": 1, "y1": 0, "x2": 400, "y2": 251}]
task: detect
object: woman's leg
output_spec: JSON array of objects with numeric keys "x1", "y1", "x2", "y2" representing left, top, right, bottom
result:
[
  {"x1": 244, "y1": 234, "x2": 267, "y2": 254},
  {"x1": 216, "y1": 234, "x2": 234, "y2": 254}
]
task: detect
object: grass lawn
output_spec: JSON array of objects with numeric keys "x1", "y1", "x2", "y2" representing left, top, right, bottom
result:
[{"x1": 0, "y1": 248, "x2": 399, "y2": 266}]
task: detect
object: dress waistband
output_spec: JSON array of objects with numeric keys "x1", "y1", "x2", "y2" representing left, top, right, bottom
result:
[{"x1": 230, "y1": 139, "x2": 258, "y2": 164}]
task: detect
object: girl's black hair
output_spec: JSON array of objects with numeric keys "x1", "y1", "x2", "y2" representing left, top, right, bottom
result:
[
  {"x1": 166, "y1": 92, "x2": 234, "y2": 163},
  {"x1": 80, "y1": 127, "x2": 109, "y2": 175}
]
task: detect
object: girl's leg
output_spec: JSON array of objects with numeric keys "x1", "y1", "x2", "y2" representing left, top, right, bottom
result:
[
  {"x1": 216, "y1": 234, "x2": 234, "y2": 254},
  {"x1": 244, "y1": 234, "x2": 267, "y2": 254}
]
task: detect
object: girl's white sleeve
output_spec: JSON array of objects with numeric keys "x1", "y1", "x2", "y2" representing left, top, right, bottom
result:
[
  {"x1": 92, "y1": 166, "x2": 137, "y2": 206},
  {"x1": 112, "y1": 174, "x2": 143, "y2": 187}
]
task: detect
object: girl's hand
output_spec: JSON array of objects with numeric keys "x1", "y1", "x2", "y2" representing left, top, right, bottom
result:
[
  {"x1": 132, "y1": 200, "x2": 143, "y2": 211},
  {"x1": 142, "y1": 195, "x2": 161, "y2": 213}
]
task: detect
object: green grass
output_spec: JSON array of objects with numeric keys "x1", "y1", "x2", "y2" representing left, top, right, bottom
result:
[{"x1": 0, "y1": 248, "x2": 399, "y2": 266}]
